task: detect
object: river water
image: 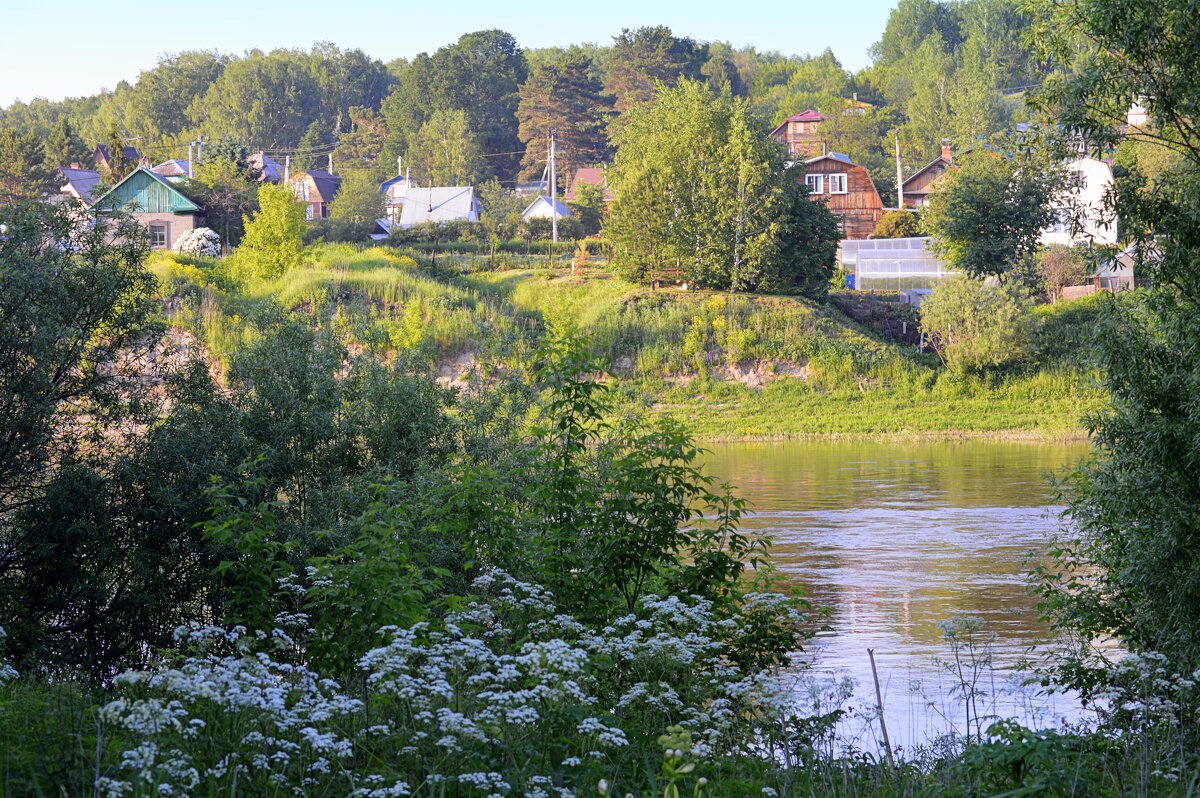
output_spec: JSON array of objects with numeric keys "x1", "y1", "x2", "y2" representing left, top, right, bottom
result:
[{"x1": 703, "y1": 438, "x2": 1092, "y2": 753}]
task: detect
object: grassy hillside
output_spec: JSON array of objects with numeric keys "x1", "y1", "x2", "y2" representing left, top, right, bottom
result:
[{"x1": 148, "y1": 244, "x2": 1104, "y2": 439}]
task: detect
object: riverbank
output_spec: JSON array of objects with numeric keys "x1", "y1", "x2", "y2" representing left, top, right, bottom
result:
[{"x1": 150, "y1": 245, "x2": 1104, "y2": 440}]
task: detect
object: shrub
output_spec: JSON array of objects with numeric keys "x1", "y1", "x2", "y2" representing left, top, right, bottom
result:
[
  {"x1": 920, "y1": 275, "x2": 1036, "y2": 374},
  {"x1": 172, "y1": 227, "x2": 221, "y2": 257},
  {"x1": 872, "y1": 209, "x2": 922, "y2": 238}
]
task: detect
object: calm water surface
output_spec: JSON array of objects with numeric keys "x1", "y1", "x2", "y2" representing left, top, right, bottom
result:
[{"x1": 703, "y1": 439, "x2": 1091, "y2": 751}]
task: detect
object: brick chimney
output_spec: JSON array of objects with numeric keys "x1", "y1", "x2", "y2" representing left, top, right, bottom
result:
[
  {"x1": 941, "y1": 140, "x2": 953, "y2": 161},
  {"x1": 69, "y1": 162, "x2": 80, "y2": 169}
]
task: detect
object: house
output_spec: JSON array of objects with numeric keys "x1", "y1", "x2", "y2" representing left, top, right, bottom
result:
[
  {"x1": 57, "y1": 166, "x2": 102, "y2": 205},
  {"x1": 379, "y1": 174, "x2": 410, "y2": 223},
  {"x1": 92, "y1": 166, "x2": 203, "y2": 250},
  {"x1": 770, "y1": 110, "x2": 826, "y2": 160},
  {"x1": 801, "y1": 152, "x2": 884, "y2": 239},
  {"x1": 94, "y1": 144, "x2": 147, "y2": 175},
  {"x1": 564, "y1": 167, "x2": 613, "y2": 202},
  {"x1": 152, "y1": 160, "x2": 191, "y2": 180},
  {"x1": 521, "y1": 195, "x2": 573, "y2": 222},
  {"x1": 288, "y1": 170, "x2": 342, "y2": 220},
  {"x1": 901, "y1": 144, "x2": 955, "y2": 208},
  {"x1": 247, "y1": 152, "x2": 286, "y2": 183},
  {"x1": 1040, "y1": 155, "x2": 1117, "y2": 247},
  {"x1": 396, "y1": 186, "x2": 480, "y2": 228},
  {"x1": 770, "y1": 98, "x2": 876, "y2": 160}
]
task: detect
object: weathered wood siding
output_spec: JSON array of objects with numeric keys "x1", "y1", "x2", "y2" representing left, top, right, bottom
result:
[{"x1": 803, "y1": 159, "x2": 883, "y2": 240}]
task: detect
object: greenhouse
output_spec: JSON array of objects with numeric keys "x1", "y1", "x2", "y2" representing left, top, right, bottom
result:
[{"x1": 838, "y1": 236, "x2": 955, "y2": 290}]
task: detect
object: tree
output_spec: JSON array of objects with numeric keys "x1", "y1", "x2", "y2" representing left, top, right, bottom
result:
[
  {"x1": 1036, "y1": 244, "x2": 1087, "y2": 301},
  {"x1": 426, "y1": 31, "x2": 527, "y2": 180},
  {"x1": 606, "y1": 80, "x2": 838, "y2": 294},
  {"x1": 405, "y1": 109, "x2": 485, "y2": 187},
  {"x1": 873, "y1": 209, "x2": 923, "y2": 238},
  {"x1": 185, "y1": 149, "x2": 260, "y2": 248},
  {"x1": 925, "y1": 150, "x2": 1060, "y2": 279},
  {"x1": 43, "y1": 117, "x2": 89, "y2": 169},
  {"x1": 477, "y1": 178, "x2": 525, "y2": 263},
  {"x1": 231, "y1": 183, "x2": 307, "y2": 280},
  {"x1": 328, "y1": 170, "x2": 384, "y2": 234},
  {"x1": 517, "y1": 49, "x2": 613, "y2": 187},
  {"x1": 604, "y1": 27, "x2": 706, "y2": 116},
  {"x1": 567, "y1": 180, "x2": 605, "y2": 237},
  {"x1": 334, "y1": 107, "x2": 389, "y2": 175},
  {"x1": 119, "y1": 50, "x2": 230, "y2": 144},
  {"x1": 0, "y1": 128, "x2": 54, "y2": 202},
  {"x1": 1027, "y1": 0, "x2": 1200, "y2": 682},
  {"x1": 919, "y1": 274, "x2": 1034, "y2": 373}
]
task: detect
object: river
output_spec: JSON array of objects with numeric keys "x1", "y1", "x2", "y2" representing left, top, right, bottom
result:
[{"x1": 703, "y1": 438, "x2": 1092, "y2": 753}]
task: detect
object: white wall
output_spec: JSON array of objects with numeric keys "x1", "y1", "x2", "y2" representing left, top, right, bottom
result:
[{"x1": 1040, "y1": 156, "x2": 1117, "y2": 247}]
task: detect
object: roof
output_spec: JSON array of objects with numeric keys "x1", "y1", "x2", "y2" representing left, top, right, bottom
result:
[
  {"x1": 95, "y1": 143, "x2": 141, "y2": 164},
  {"x1": 247, "y1": 152, "x2": 285, "y2": 183},
  {"x1": 521, "y1": 195, "x2": 574, "y2": 221},
  {"x1": 805, "y1": 152, "x2": 859, "y2": 167},
  {"x1": 564, "y1": 167, "x2": 613, "y2": 202},
  {"x1": 769, "y1": 110, "x2": 825, "y2": 137},
  {"x1": 397, "y1": 186, "x2": 479, "y2": 227},
  {"x1": 152, "y1": 159, "x2": 190, "y2": 178},
  {"x1": 380, "y1": 175, "x2": 409, "y2": 198},
  {"x1": 293, "y1": 170, "x2": 342, "y2": 203},
  {"x1": 902, "y1": 155, "x2": 953, "y2": 191},
  {"x1": 93, "y1": 166, "x2": 201, "y2": 214},
  {"x1": 58, "y1": 167, "x2": 102, "y2": 204}
]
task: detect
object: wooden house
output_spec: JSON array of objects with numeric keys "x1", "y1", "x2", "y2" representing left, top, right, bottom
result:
[
  {"x1": 901, "y1": 145, "x2": 954, "y2": 208},
  {"x1": 801, "y1": 152, "x2": 883, "y2": 240},
  {"x1": 92, "y1": 166, "x2": 203, "y2": 250},
  {"x1": 288, "y1": 170, "x2": 342, "y2": 220},
  {"x1": 769, "y1": 110, "x2": 826, "y2": 159},
  {"x1": 94, "y1": 144, "x2": 148, "y2": 176},
  {"x1": 564, "y1": 167, "x2": 613, "y2": 202}
]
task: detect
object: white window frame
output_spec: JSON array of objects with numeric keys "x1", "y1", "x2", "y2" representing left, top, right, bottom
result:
[
  {"x1": 805, "y1": 174, "x2": 824, "y2": 194},
  {"x1": 827, "y1": 173, "x2": 849, "y2": 194},
  {"x1": 149, "y1": 221, "x2": 169, "y2": 249}
]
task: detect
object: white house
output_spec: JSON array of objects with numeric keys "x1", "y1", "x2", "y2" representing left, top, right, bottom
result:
[
  {"x1": 520, "y1": 195, "x2": 573, "y2": 222},
  {"x1": 1041, "y1": 155, "x2": 1117, "y2": 247},
  {"x1": 396, "y1": 186, "x2": 480, "y2": 228}
]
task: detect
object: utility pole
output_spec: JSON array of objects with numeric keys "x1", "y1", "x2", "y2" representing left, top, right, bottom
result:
[
  {"x1": 397, "y1": 155, "x2": 402, "y2": 178},
  {"x1": 549, "y1": 128, "x2": 558, "y2": 245},
  {"x1": 284, "y1": 155, "x2": 291, "y2": 184},
  {"x1": 328, "y1": 153, "x2": 334, "y2": 175},
  {"x1": 188, "y1": 141, "x2": 195, "y2": 178},
  {"x1": 196, "y1": 135, "x2": 207, "y2": 167},
  {"x1": 895, "y1": 130, "x2": 904, "y2": 210}
]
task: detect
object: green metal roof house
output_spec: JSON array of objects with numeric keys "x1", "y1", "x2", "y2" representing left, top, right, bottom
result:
[{"x1": 93, "y1": 166, "x2": 204, "y2": 250}]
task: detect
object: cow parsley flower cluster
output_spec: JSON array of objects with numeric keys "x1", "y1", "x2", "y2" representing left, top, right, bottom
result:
[
  {"x1": 95, "y1": 571, "x2": 803, "y2": 796},
  {"x1": 0, "y1": 626, "x2": 17, "y2": 685},
  {"x1": 172, "y1": 227, "x2": 221, "y2": 257}
]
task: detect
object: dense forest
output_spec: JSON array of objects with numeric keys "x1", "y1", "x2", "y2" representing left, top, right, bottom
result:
[{"x1": 1, "y1": 0, "x2": 1042, "y2": 202}]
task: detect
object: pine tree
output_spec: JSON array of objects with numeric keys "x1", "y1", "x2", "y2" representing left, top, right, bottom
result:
[
  {"x1": 44, "y1": 118, "x2": 89, "y2": 169},
  {"x1": 0, "y1": 128, "x2": 54, "y2": 203},
  {"x1": 517, "y1": 49, "x2": 613, "y2": 187}
]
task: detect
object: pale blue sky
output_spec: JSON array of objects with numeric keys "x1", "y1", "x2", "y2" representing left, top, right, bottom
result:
[{"x1": 2, "y1": 0, "x2": 897, "y2": 108}]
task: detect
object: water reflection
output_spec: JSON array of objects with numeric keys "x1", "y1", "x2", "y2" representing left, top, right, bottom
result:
[{"x1": 703, "y1": 438, "x2": 1091, "y2": 749}]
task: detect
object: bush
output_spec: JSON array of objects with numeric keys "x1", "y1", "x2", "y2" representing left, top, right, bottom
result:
[
  {"x1": 172, "y1": 227, "x2": 221, "y2": 257},
  {"x1": 920, "y1": 275, "x2": 1036, "y2": 374},
  {"x1": 872, "y1": 209, "x2": 923, "y2": 238}
]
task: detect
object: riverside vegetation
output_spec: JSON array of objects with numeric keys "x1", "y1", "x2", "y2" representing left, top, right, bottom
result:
[{"x1": 0, "y1": 201, "x2": 1182, "y2": 798}]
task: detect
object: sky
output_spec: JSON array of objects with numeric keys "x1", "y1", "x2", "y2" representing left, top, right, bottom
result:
[{"x1": 0, "y1": 0, "x2": 898, "y2": 108}]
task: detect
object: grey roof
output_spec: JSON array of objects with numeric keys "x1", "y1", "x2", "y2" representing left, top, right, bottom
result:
[
  {"x1": 303, "y1": 170, "x2": 342, "y2": 203},
  {"x1": 397, "y1": 186, "x2": 480, "y2": 227},
  {"x1": 95, "y1": 143, "x2": 141, "y2": 164},
  {"x1": 58, "y1": 167, "x2": 102, "y2": 204},
  {"x1": 521, "y1": 195, "x2": 574, "y2": 221},
  {"x1": 248, "y1": 152, "x2": 285, "y2": 183},
  {"x1": 152, "y1": 159, "x2": 190, "y2": 177}
]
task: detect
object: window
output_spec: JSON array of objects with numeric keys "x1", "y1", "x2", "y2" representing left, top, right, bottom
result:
[
  {"x1": 832, "y1": 213, "x2": 847, "y2": 235},
  {"x1": 1049, "y1": 208, "x2": 1070, "y2": 233},
  {"x1": 805, "y1": 174, "x2": 824, "y2": 194},
  {"x1": 149, "y1": 222, "x2": 168, "y2": 249},
  {"x1": 827, "y1": 173, "x2": 848, "y2": 194},
  {"x1": 305, "y1": 203, "x2": 315, "y2": 221}
]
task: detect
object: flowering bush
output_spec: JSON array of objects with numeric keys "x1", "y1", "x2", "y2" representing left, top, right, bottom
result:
[
  {"x1": 173, "y1": 227, "x2": 221, "y2": 257},
  {"x1": 94, "y1": 572, "x2": 806, "y2": 797},
  {"x1": 0, "y1": 626, "x2": 17, "y2": 685}
]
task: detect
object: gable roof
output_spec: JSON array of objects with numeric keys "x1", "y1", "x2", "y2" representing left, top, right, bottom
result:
[
  {"x1": 247, "y1": 152, "x2": 285, "y2": 183},
  {"x1": 521, "y1": 195, "x2": 574, "y2": 221},
  {"x1": 804, "y1": 152, "x2": 858, "y2": 167},
  {"x1": 397, "y1": 186, "x2": 479, "y2": 227},
  {"x1": 565, "y1": 167, "x2": 613, "y2": 202},
  {"x1": 58, "y1": 166, "x2": 102, "y2": 204},
  {"x1": 95, "y1": 143, "x2": 142, "y2": 166},
  {"x1": 93, "y1": 166, "x2": 201, "y2": 214},
  {"x1": 152, "y1": 159, "x2": 191, "y2": 178},
  {"x1": 769, "y1": 110, "x2": 825, "y2": 137},
  {"x1": 380, "y1": 174, "x2": 410, "y2": 196},
  {"x1": 292, "y1": 170, "x2": 342, "y2": 203},
  {"x1": 902, "y1": 155, "x2": 953, "y2": 191}
]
